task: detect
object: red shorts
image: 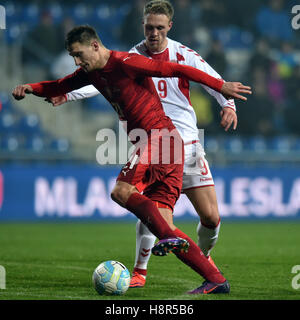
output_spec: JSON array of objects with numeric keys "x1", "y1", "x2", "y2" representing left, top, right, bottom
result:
[{"x1": 117, "y1": 129, "x2": 184, "y2": 211}]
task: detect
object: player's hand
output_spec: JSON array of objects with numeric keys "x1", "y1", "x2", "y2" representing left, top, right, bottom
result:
[
  {"x1": 220, "y1": 107, "x2": 237, "y2": 131},
  {"x1": 45, "y1": 95, "x2": 67, "y2": 107},
  {"x1": 12, "y1": 84, "x2": 33, "y2": 100},
  {"x1": 221, "y1": 82, "x2": 252, "y2": 101}
]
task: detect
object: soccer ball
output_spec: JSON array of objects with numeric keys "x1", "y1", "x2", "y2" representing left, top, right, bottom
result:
[{"x1": 92, "y1": 260, "x2": 130, "y2": 295}]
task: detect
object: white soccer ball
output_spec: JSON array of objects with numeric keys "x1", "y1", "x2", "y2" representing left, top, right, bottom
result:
[{"x1": 92, "y1": 260, "x2": 130, "y2": 295}]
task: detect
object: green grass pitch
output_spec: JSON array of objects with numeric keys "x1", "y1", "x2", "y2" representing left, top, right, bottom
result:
[{"x1": 0, "y1": 221, "x2": 299, "y2": 300}]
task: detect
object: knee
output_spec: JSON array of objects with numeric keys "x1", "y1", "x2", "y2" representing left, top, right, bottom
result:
[
  {"x1": 111, "y1": 184, "x2": 132, "y2": 207},
  {"x1": 200, "y1": 204, "x2": 220, "y2": 228}
]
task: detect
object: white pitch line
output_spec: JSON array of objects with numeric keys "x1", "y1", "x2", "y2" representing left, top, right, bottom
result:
[
  {"x1": 2, "y1": 261, "x2": 91, "y2": 271},
  {"x1": 1, "y1": 291, "x2": 94, "y2": 300}
]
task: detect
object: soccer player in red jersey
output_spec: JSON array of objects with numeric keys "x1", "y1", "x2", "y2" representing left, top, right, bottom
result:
[
  {"x1": 52, "y1": 1, "x2": 242, "y2": 290},
  {"x1": 12, "y1": 25, "x2": 251, "y2": 294}
]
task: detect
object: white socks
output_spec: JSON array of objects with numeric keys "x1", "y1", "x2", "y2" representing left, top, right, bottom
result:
[
  {"x1": 196, "y1": 219, "x2": 221, "y2": 257},
  {"x1": 134, "y1": 220, "x2": 156, "y2": 271}
]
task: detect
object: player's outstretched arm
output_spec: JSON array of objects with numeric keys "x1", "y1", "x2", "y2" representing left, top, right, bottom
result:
[
  {"x1": 122, "y1": 54, "x2": 252, "y2": 101},
  {"x1": 12, "y1": 84, "x2": 33, "y2": 100},
  {"x1": 46, "y1": 85, "x2": 100, "y2": 107},
  {"x1": 13, "y1": 69, "x2": 91, "y2": 103}
]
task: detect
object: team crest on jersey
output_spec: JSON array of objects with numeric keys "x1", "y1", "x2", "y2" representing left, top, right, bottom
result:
[
  {"x1": 170, "y1": 52, "x2": 186, "y2": 64},
  {"x1": 176, "y1": 52, "x2": 185, "y2": 62}
]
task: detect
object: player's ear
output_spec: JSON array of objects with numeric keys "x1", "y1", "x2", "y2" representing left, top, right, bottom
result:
[
  {"x1": 91, "y1": 40, "x2": 100, "y2": 51},
  {"x1": 168, "y1": 20, "x2": 173, "y2": 30}
]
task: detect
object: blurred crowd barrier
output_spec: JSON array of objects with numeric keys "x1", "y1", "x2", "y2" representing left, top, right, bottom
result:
[{"x1": 1, "y1": 164, "x2": 300, "y2": 220}]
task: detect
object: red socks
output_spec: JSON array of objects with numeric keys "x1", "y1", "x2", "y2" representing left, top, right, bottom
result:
[
  {"x1": 125, "y1": 192, "x2": 176, "y2": 239},
  {"x1": 173, "y1": 228, "x2": 226, "y2": 284}
]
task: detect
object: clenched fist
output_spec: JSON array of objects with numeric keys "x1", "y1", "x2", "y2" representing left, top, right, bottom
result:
[{"x1": 12, "y1": 84, "x2": 33, "y2": 100}]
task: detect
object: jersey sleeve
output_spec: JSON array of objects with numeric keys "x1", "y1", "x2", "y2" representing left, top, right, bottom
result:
[
  {"x1": 28, "y1": 68, "x2": 91, "y2": 98},
  {"x1": 66, "y1": 85, "x2": 100, "y2": 101},
  {"x1": 121, "y1": 54, "x2": 224, "y2": 92},
  {"x1": 185, "y1": 50, "x2": 236, "y2": 111},
  {"x1": 129, "y1": 46, "x2": 137, "y2": 54}
]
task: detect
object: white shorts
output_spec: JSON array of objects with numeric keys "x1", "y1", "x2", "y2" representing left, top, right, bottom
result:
[{"x1": 182, "y1": 141, "x2": 214, "y2": 191}]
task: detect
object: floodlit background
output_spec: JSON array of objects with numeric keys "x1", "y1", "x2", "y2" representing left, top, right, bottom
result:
[{"x1": 0, "y1": 0, "x2": 300, "y2": 220}]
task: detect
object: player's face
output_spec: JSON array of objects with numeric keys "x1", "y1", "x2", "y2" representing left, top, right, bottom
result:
[
  {"x1": 68, "y1": 41, "x2": 100, "y2": 72},
  {"x1": 143, "y1": 14, "x2": 172, "y2": 53}
]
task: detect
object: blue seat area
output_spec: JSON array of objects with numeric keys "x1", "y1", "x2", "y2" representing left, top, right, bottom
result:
[
  {"x1": 67, "y1": 3, "x2": 91, "y2": 25},
  {"x1": 223, "y1": 136, "x2": 245, "y2": 154},
  {"x1": 0, "y1": 92, "x2": 14, "y2": 111},
  {"x1": 19, "y1": 4, "x2": 40, "y2": 26},
  {"x1": 25, "y1": 134, "x2": 46, "y2": 153},
  {"x1": 47, "y1": 3, "x2": 64, "y2": 24},
  {"x1": 0, "y1": 111, "x2": 19, "y2": 134},
  {"x1": 3, "y1": 2, "x2": 20, "y2": 25},
  {"x1": 91, "y1": 4, "x2": 114, "y2": 25},
  {"x1": 4, "y1": 23, "x2": 23, "y2": 44},
  {"x1": 293, "y1": 139, "x2": 300, "y2": 151},
  {"x1": 17, "y1": 113, "x2": 42, "y2": 136},
  {"x1": 247, "y1": 136, "x2": 268, "y2": 153},
  {"x1": 205, "y1": 136, "x2": 300, "y2": 154},
  {"x1": 204, "y1": 136, "x2": 222, "y2": 153},
  {"x1": 1, "y1": 134, "x2": 24, "y2": 152},
  {"x1": 49, "y1": 137, "x2": 71, "y2": 153},
  {"x1": 0, "y1": 89, "x2": 72, "y2": 154},
  {"x1": 256, "y1": 6, "x2": 293, "y2": 42},
  {"x1": 3, "y1": 2, "x2": 126, "y2": 44},
  {"x1": 89, "y1": 4, "x2": 128, "y2": 47},
  {"x1": 115, "y1": 3, "x2": 131, "y2": 22},
  {"x1": 269, "y1": 136, "x2": 294, "y2": 153},
  {"x1": 211, "y1": 26, "x2": 254, "y2": 49}
]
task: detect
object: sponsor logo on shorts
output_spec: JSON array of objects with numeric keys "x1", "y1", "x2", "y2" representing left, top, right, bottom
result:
[{"x1": 199, "y1": 177, "x2": 213, "y2": 182}]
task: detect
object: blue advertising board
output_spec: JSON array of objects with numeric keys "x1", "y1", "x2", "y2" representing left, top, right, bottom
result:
[{"x1": 1, "y1": 164, "x2": 300, "y2": 220}]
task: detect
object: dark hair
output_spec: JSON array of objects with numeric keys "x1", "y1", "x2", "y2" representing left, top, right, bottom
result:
[
  {"x1": 65, "y1": 25, "x2": 102, "y2": 50},
  {"x1": 144, "y1": 0, "x2": 174, "y2": 21}
]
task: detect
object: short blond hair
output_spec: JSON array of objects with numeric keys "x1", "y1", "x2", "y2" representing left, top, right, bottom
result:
[{"x1": 143, "y1": 0, "x2": 174, "y2": 21}]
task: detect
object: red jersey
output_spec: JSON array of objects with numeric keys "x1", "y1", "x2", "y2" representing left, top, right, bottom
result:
[{"x1": 29, "y1": 51, "x2": 224, "y2": 134}]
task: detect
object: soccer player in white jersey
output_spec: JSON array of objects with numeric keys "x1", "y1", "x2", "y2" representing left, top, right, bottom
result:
[{"x1": 49, "y1": 0, "x2": 241, "y2": 288}]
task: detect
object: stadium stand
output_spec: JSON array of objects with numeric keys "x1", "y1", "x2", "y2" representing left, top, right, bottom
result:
[{"x1": 0, "y1": 0, "x2": 300, "y2": 164}]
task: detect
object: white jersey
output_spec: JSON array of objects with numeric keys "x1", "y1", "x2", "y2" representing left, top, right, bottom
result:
[{"x1": 130, "y1": 38, "x2": 235, "y2": 144}]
